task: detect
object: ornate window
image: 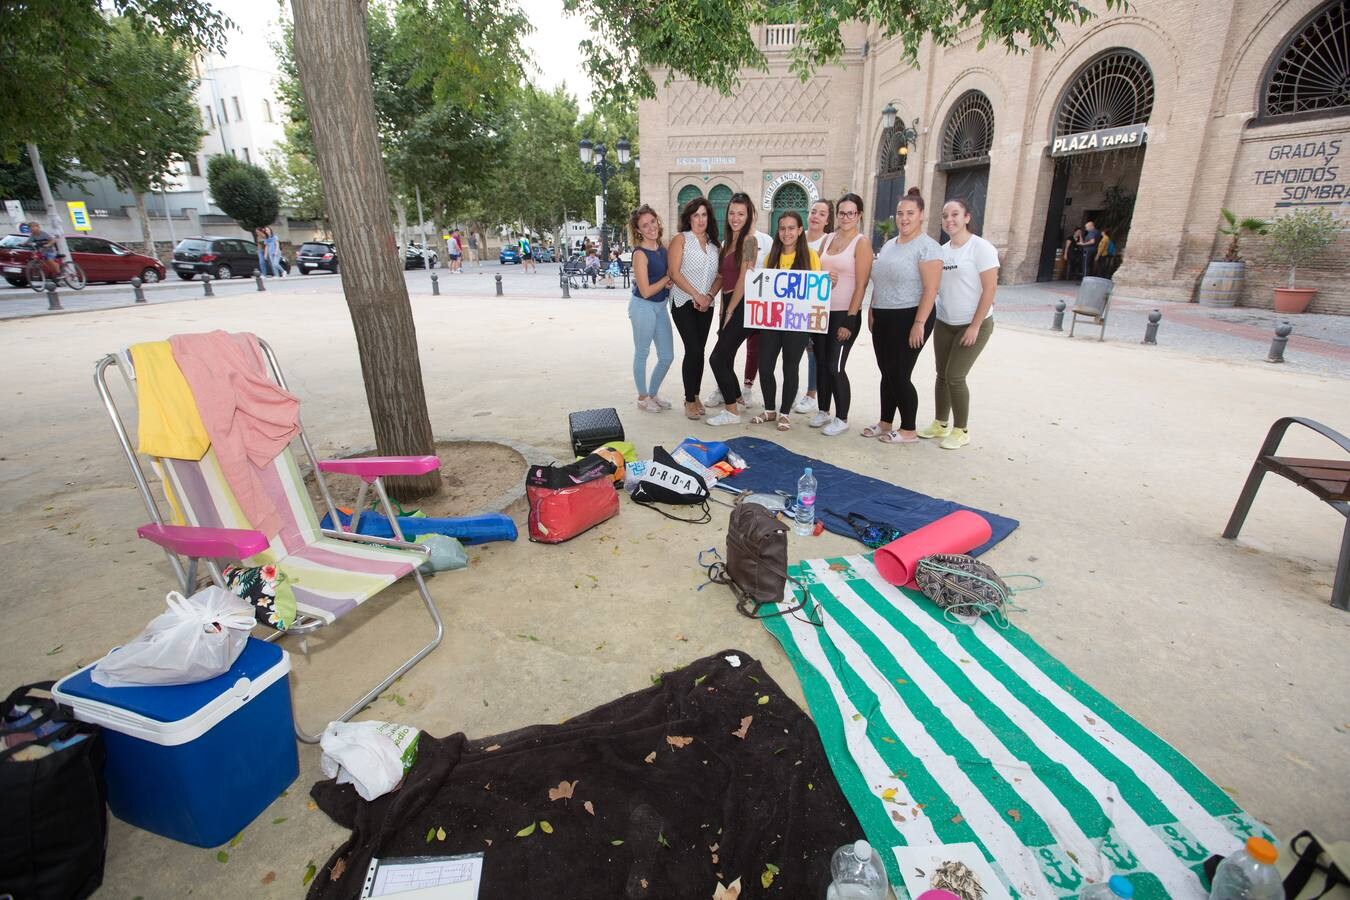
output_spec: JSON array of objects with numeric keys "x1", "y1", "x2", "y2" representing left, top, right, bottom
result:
[
  {"x1": 1055, "y1": 49, "x2": 1155, "y2": 135},
  {"x1": 770, "y1": 183, "x2": 810, "y2": 234},
  {"x1": 676, "y1": 185, "x2": 703, "y2": 211},
  {"x1": 1262, "y1": 1, "x2": 1350, "y2": 120},
  {"x1": 708, "y1": 184, "x2": 732, "y2": 234},
  {"x1": 877, "y1": 127, "x2": 908, "y2": 175},
  {"x1": 941, "y1": 91, "x2": 995, "y2": 164}
]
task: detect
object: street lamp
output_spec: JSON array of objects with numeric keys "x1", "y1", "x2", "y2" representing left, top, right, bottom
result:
[
  {"x1": 578, "y1": 134, "x2": 635, "y2": 260},
  {"x1": 880, "y1": 104, "x2": 919, "y2": 162}
]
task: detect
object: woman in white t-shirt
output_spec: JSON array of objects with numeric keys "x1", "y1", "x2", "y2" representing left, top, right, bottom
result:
[{"x1": 917, "y1": 197, "x2": 998, "y2": 450}]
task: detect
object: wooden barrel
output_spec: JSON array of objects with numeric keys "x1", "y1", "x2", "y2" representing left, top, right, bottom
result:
[
  {"x1": 1198, "y1": 260, "x2": 1245, "y2": 307},
  {"x1": 1053, "y1": 250, "x2": 1067, "y2": 280}
]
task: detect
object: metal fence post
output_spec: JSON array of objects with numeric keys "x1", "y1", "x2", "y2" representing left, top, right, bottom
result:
[
  {"x1": 45, "y1": 286, "x2": 62, "y2": 311},
  {"x1": 1142, "y1": 309, "x2": 1161, "y2": 345},
  {"x1": 1051, "y1": 299, "x2": 1065, "y2": 332},
  {"x1": 495, "y1": 274, "x2": 503, "y2": 297},
  {"x1": 561, "y1": 275, "x2": 570, "y2": 299},
  {"x1": 253, "y1": 269, "x2": 266, "y2": 291},
  {"x1": 1266, "y1": 321, "x2": 1293, "y2": 363},
  {"x1": 431, "y1": 272, "x2": 440, "y2": 296},
  {"x1": 131, "y1": 277, "x2": 146, "y2": 303}
]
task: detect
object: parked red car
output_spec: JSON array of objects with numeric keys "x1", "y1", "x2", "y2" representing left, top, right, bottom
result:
[{"x1": 0, "y1": 234, "x2": 167, "y2": 287}]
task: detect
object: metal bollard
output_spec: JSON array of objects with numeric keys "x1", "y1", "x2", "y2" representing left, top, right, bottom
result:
[
  {"x1": 131, "y1": 277, "x2": 146, "y2": 303},
  {"x1": 1051, "y1": 299, "x2": 1065, "y2": 331},
  {"x1": 1142, "y1": 309, "x2": 1161, "y2": 345},
  {"x1": 431, "y1": 272, "x2": 439, "y2": 296},
  {"x1": 1267, "y1": 321, "x2": 1293, "y2": 364},
  {"x1": 495, "y1": 274, "x2": 503, "y2": 297},
  {"x1": 561, "y1": 277, "x2": 570, "y2": 299},
  {"x1": 202, "y1": 274, "x2": 214, "y2": 297},
  {"x1": 45, "y1": 286, "x2": 62, "y2": 311},
  {"x1": 253, "y1": 269, "x2": 266, "y2": 291}
]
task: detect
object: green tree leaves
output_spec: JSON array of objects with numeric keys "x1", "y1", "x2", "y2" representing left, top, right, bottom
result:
[{"x1": 207, "y1": 156, "x2": 280, "y2": 232}]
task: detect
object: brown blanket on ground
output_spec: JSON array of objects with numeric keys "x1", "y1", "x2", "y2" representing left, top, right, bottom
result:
[{"x1": 308, "y1": 649, "x2": 862, "y2": 899}]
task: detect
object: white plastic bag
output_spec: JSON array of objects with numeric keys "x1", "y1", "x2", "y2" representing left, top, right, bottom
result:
[
  {"x1": 319, "y1": 720, "x2": 422, "y2": 801},
  {"x1": 92, "y1": 587, "x2": 256, "y2": 687}
]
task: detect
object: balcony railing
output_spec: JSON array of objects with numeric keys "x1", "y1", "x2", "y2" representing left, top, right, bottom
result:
[{"x1": 763, "y1": 24, "x2": 799, "y2": 49}]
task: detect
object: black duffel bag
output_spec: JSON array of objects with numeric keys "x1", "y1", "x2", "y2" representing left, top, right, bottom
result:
[{"x1": 0, "y1": 681, "x2": 108, "y2": 900}]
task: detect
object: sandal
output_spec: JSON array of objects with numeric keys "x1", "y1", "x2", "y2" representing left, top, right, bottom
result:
[
  {"x1": 685, "y1": 402, "x2": 703, "y2": 420},
  {"x1": 879, "y1": 429, "x2": 919, "y2": 444},
  {"x1": 776, "y1": 415, "x2": 792, "y2": 432},
  {"x1": 861, "y1": 423, "x2": 886, "y2": 438},
  {"x1": 750, "y1": 411, "x2": 778, "y2": 425}
]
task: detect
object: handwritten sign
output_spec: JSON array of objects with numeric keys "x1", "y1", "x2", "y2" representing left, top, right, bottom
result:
[{"x1": 742, "y1": 268, "x2": 830, "y2": 333}]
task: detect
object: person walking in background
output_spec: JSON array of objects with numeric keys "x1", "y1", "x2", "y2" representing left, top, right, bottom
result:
[
  {"x1": 864, "y1": 187, "x2": 941, "y2": 444},
  {"x1": 1077, "y1": 220, "x2": 1099, "y2": 280},
  {"x1": 791, "y1": 199, "x2": 834, "y2": 414},
  {"x1": 628, "y1": 205, "x2": 675, "y2": 413},
  {"x1": 448, "y1": 230, "x2": 463, "y2": 273},
  {"x1": 808, "y1": 193, "x2": 871, "y2": 436},
  {"x1": 918, "y1": 197, "x2": 998, "y2": 450},
  {"x1": 704, "y1": 192, "x2": 762, "y2": 427},
  {"x1": 667, "y1": 197, "x2": 721, "y2": 420},
  {"x1": 467, "y1": 232, "x2": 479, "y2": 267},
  {"x1": 751, "y1": 211, "x2": 819, "y2": 431},
  {"x1": 264, "y1": 226, "x2": 284, "y2": 277},
  {"x1": 254, "y1": 227, "x2": 271, "y2": 276},
  {"x1": 520, "y1": 233, "x2": 536, "y2": 273},
  {"x1": 1065, "y1": 227, "x2": 1084, "y2": 279}
]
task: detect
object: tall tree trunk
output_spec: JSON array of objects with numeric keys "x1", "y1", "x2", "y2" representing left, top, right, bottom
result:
[
  {"x1": 133, "y1": 191, "x2": 156, "y2": 259},
  {"x1": 290, "y1": 0, "x2": 440, "y2": 498}
]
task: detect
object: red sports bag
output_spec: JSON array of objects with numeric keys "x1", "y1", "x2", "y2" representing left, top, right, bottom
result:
[{"x1": 526, "y1": 454, "x2": 619, "y2": 543}]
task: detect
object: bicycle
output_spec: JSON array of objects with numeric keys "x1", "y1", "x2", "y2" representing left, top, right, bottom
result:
[{"x1": 24, "y1": 254, "x2": 86, "y2": 292}]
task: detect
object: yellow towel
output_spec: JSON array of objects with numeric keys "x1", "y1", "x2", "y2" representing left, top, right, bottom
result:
[{"x1": 130, "y1": 341, "x2": 210, "y2": 460}]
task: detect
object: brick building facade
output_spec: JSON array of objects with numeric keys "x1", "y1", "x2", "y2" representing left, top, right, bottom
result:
[{"x1": 638, "y1": 1, "x2": 1350, "y2": 314}]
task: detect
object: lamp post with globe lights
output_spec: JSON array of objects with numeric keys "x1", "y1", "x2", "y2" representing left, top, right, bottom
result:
[{"x1": 578, "y1": 136, "x2": 637, "y2": 260}]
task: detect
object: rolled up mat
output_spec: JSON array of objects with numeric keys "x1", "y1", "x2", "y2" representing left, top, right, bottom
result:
[
  {"x1": 873, "y1": 510, "x2": 992, "y2": 587},
  {"x1": 320, "y1": 509, "x2": 518, "y2": 545}
]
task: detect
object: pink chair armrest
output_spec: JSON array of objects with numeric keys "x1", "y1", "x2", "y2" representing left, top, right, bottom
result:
[
  {"x1": 318, "y1": 455, "x2": 440, "y2": 483},
  {"x1": 137, "y1": 523, "x2": 270, "y2": 559}
]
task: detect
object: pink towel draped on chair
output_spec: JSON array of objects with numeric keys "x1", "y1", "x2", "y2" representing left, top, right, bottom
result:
[{"x1": 169, "y1": 330, "x2": 301, "y2": 538}]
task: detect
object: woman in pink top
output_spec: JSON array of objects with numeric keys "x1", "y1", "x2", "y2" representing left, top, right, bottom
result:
[{"x1": 808, "y1": 193, "x2": 873, "y2": 436}]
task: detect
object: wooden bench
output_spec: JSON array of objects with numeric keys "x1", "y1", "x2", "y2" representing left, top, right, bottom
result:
[{"x1": 1223, "y1": 416, "x2": 1350, "y2": 610}]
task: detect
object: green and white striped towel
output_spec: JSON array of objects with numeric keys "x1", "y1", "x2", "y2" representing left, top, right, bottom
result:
[{"x1": 762, "y1": 555, "x2": 1272, "y2": 899}]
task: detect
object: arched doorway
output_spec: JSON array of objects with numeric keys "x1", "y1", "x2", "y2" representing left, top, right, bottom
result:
[
  {"x1": 1036, "y1": 49, "x2": 1155, "y2": 280},
  {"x1": 938, "y1": 90, "x2": 995, "y2": 243},
  {"x1": 770, "y1": 183, "x2": 810, "y2": 236},
  {"x1": 708, "y1": 184, "x2": 733, "y2": 237},
  {"x1": 872, "y1": 126, "x2": 908, "y2": 250}
]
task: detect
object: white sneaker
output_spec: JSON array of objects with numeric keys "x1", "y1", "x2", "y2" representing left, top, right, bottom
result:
[
  {"x1": 822, "y1": 418, "x2": 849, "y2": 436},
  {"x1": 637, "y1": 397, "x2": 663, "y2": 413},
  {"x1": 808, "y1": 410, "x2": 832, "y2": 428},
  {"x1": 793, "y1": 395, "x2": 816, "y2": 414},
  {"x1": 741, "y1": 393, "x2": 762, "y2": 409},
  {"x1": 705, "y1": 409, "x2": 742, "y2": 426},
  {"x1": 704, "y1": 388, "x2": 724, "y2": 407},
  {"x1": 651, "y1": 396, "x2": 672, "y2": 409}
]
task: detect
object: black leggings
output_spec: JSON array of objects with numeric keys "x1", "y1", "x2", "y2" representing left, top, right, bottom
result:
[
  {"x1": 871, "y1": 307, "x2": 934, "y2": 431},
  {"x1": 757, "y1": 330, "x2": 809, "y2": 415},
  {"x1": 811, "y1": 311, "x2": 861, "y2": 421},
  {"x1": 671, "y1": 300, "x2": 715, "y2": 403},
  {"x1": 708, "y1": 292, "x2": 748, "y2": 406}
]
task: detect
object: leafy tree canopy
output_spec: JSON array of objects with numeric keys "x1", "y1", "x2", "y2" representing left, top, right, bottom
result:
[{"x1": 208, "y1": 156, "x2": 280, "y2": 232}]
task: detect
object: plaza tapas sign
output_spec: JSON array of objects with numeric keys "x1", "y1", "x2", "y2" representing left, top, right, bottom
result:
[
  {"x1": 1051, "y1": 123, "x2": 1148, "y2": 157},
  {"x1": 741, "y1": 268, "x2": 830, "y2": 333}
]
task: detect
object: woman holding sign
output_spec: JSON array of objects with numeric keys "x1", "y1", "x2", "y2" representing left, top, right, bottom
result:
[
  {"x1": 628, "y1": 205, "x2": 676, "y2": 413},
  {"x1": 808, "y1": 193, "x2": 872, "y2": 436},
  {"x1": 918, "y1": 197, "x2": 998, "y2": 449},
  {"x1": 751, "y1": 211, "x2": 820, "y2": 431},
  {"x1": 791, "y1": 199, "x2": 834, "y2": 414},
  {"x1": 704, "y1": 193, "x2": 762, "y2": 426},
  {"x1": 667, "y1": 198, "x2": 721, "y2": 419},
  {"x1": 864, "y1": 187, "x2": 941, "y2": 443}
]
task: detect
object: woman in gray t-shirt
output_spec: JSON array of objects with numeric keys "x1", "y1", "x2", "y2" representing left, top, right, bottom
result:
[{"x1": 864, "y1": 187, "x2": 942, "y2": 443}]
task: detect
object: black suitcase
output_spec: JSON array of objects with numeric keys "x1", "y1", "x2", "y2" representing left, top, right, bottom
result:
[{"x1": 568, "y1": 407, "x2": 624, "y2": 457}]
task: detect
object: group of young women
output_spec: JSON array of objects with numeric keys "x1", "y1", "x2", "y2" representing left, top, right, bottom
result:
[{"x1": 627, "y1": 186, "x2": 998, "y2": 450}]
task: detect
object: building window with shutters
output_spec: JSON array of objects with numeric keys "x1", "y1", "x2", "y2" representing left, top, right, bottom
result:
[
  {"x1": 233, "y1": 96, "x2": 243, "y2": 120},
  {"x1": 203, "y1": 105, "x2": 214, "y2": 129},
  {"x1": 219, "y1": 99, "x2": 228, "y2": 124},
  {"x1": 263, "y1": 99, "x2": 274, "y2": 122}
]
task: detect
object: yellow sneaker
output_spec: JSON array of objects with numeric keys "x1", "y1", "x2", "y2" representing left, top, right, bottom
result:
[
  {"x1": 916, "y1": 420, "x2": 951, "y2": 439},
  {"x1": 939, "y1": 427, "x2": 970, "y2": 449}
]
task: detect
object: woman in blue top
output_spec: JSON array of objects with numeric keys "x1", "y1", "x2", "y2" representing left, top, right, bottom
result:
[{"x1": 629, "y1": 204, "x2": 675, "y2": 413}]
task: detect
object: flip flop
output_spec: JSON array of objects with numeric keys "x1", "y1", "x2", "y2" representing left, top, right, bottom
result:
[
  {"x1": 879, "y1": 430, "x2": 919, "y2": 444},
  {"x1": 861, "y1": 424, "x2": 886, "y2": 438}
]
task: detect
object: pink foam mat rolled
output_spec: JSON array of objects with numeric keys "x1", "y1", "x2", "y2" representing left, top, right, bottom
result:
[{"x1": 872, "y1": 510, "x2": 992, "y2": 587}]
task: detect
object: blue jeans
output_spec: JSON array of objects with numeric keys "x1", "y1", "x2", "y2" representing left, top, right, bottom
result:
[{"x1": 629, "y1": 296, "x2": 674, "y2": 396}]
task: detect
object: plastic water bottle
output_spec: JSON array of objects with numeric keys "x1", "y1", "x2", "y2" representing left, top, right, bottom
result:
[
  {"x1": 1080, "y1": 874, "x2": 1135, "y2": 898},
  {"x1": 1209, "y1": 837, "x2": 1281, "y2": 900},
  {"x1": 825, "y1": 840, "x2": 888, "y2": 900},
  {"x1": 795, "y1": 467, "x2": 817, "y2": 536}
]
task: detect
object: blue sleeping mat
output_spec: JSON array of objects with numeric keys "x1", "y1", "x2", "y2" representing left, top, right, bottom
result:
[
  {"x1": 719, "y1": 436, "x2": 1017, "y2": 556},
  {"x1": 319, "y1": 509, "x2": 518, "y2": 545}
]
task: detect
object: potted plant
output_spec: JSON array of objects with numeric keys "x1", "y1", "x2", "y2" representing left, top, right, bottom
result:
[
  {"x1": 1266, "y1": 206, "x2": 1341, "y2": 314},
  {"x1": 1198, "y1": 209, "x2": 1267, "y2": 307}
]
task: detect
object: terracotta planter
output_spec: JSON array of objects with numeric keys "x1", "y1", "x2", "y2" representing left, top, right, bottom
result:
[{"x1": 1273, "y1": 287, "x2": 1316, "y2": 314}]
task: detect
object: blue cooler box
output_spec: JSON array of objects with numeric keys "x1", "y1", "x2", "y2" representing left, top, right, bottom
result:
[{"x1": 53, "y1": 637, "x2": 298, "y2": 847}]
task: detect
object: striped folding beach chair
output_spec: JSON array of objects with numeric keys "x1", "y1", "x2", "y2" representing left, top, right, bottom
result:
[{"x1": 94, "y1": 338, "x2": 444, "y2": 742}]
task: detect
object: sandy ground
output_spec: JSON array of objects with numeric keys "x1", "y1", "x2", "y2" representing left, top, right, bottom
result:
[{"x1": 1, "y1": 281, "x2": 1347, "y2": 897}]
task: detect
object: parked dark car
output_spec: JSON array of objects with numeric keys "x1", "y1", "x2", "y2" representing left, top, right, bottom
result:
[
  {"x1": 1, "y1": 233, "x2": 166, "y2": 287},
  {"x1": 499, "y1": 246, "x2": 521, "y2": 265},
  {"x1": 534, "y1": 246, "x2": 555, "y2": 263},
  {"x1": 403, "y1": 244, "x2": 438, "y2": 269},
  {"x1": 172, "y1": 236, "x2": 289, "y2": 280},
  {"x1": 297, "y1": 241, "x2": 338, "y2": 274}
]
